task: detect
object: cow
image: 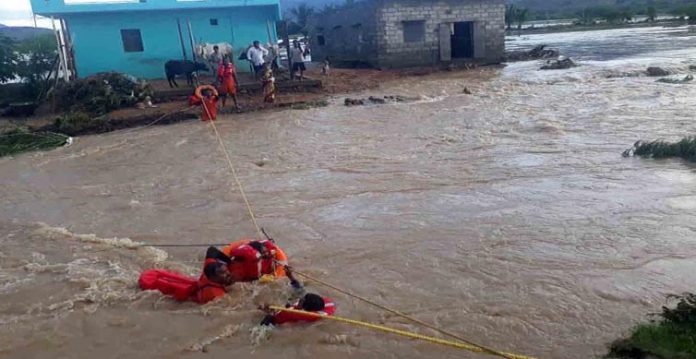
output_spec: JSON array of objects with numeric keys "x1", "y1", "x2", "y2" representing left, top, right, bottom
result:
[{"x1": 164, "y1": 60, "x2": 209, "y2": 88}]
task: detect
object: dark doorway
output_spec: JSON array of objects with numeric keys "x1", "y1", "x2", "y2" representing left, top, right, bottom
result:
[{"x1": 451, "y1": 21, "x2": 474, "y2": 58}]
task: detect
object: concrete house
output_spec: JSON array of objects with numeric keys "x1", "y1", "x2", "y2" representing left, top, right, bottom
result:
[
  {"x1": 309, "y1": 0, "x2": 505, "y2": 68},
  {"x1": 29, "y1": 0, "x2": 281, "y2": 78}
]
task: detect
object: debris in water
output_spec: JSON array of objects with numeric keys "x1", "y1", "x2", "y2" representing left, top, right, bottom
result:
[
  {"x1": 462, "y1": 87, "x2": 472, "y2": 95},
  {"x1": 540, "y1": 57, "x2": 577, "y2": 70},
  {"x1": 646, "y1": 67, "x2": 670, "y2": 77},
  {"x1": 657, "y1": 74, "x2": 694, "y2": 84},
  {"x1": 0, "y1": 127, "x2": 71, "y2": 157},
  {"x1": 622, "y1": 137, "x2": 696, "y2": 162},
  {"x1": 344, "y1": 95, "x2": 419, "y2": 107},
  {"x1": 506, "y1": 44, "x2": 560, "y2": 62}
]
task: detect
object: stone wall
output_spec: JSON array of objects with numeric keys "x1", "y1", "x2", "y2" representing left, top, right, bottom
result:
[
  {"x1": 309, "y1": 0, "x2": 505, "y2": 69},
  {"x1": 376, "y1": 0, "x2": 505, "y2": 68},
  {"x1": 308, "y1": 3, "x2": 379, "y2": 66}
]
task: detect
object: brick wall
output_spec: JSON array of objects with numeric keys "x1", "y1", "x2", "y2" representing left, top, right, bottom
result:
[
  {"x1": 309, "y1": 0, "x2": 505, "y2": 69},
  {"x1": 375, "y1": 0, "x2": 505, "y2": 68},
  {"x1": 308, "y1": 3, "x2": 380, "y2": 66}
]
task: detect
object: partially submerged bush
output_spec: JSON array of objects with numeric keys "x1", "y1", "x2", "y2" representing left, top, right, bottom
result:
[
  {"x1": 54, "y1": 72, "x2": 153, "y2": 116},
  {"x1": 623, "y1": 137, "x2": 696, "y2": 162},
  {"x1": 0, "y1": 127, "x2": 70, "y2": 157},
  {"x1": 607, "y1": 293, "x2": 696, "y2": 359},
  {"x1": 53, "y1": 111, "x2": 107, "y2": 136}
]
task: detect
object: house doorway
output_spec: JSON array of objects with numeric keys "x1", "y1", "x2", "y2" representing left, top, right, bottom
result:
[{"x1": 451, "y1": 21, "x2": 474, "y2": 58}]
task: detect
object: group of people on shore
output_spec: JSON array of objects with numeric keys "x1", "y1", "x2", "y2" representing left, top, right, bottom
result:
[{"x1": 139, "y1": 238, "x2": 335, "y2": 328}]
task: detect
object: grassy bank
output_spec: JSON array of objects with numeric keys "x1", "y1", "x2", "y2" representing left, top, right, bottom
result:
[
  {"x1": 623, "y1": 137, "x2": 696, "y2": 163},
  {"x1": 607, "y1": 293, "x2": 696, "y2": 359}
]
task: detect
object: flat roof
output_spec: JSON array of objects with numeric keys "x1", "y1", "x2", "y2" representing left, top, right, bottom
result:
[{"x1": 31, "y1": 0, "x2": 280, "y2": 16}]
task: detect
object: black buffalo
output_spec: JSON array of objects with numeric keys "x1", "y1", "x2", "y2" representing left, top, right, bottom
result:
[{"x1": 164, "y1": 60, "x2": 209, "y2": 88}]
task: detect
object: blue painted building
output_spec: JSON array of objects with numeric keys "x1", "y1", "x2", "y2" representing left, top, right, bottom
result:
[{"x1": 30, "y1": 0, "x2": 281, "y2": 78}]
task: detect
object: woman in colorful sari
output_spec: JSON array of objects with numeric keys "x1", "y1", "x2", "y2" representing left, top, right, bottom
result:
[{"x1": 261, "y1": 63, "x2": 276, "y2": 103}]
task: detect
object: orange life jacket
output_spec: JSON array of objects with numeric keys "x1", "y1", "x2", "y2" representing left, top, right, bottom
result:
[{"x1": 272, "y1": 297, "x2": 336, "y2": 325}]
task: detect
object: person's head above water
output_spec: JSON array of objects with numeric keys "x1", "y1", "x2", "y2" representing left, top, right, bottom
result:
[
  {"x1": 213, "y1": 45, "x2": 219, "y2": 52},
  {"x1": 253, "y1": 41, "x2": 261, "y2": 48},
  {"x1": 204, "y1": 262, "x2": 232, "y2": 285},
  {"x1": 299, "y1": 293, "x2": 325, "y2": 311}
]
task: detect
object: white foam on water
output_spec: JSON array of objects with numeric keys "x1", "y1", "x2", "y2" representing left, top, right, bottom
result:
[{"x1": 34, "y1": 223, "x2": 169, "y2": 263}]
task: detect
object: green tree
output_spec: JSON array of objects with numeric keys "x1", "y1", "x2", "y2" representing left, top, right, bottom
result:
[
  {"x1": 505, "y1": 4, "x2": 516, "y2": 31},
  {"x1": 290, "y1": 3, "x2": 315, "y2": 29},
  {"x1": 516, "y1": 8, "x2": 530, "y2": 31},
  {"x1": 14, "y1": 34, "x2": 58, "y2": 100},
  {"x1": 0, "y1": 34, "x2": 18, "y2": 83},
  {"x1": 647, "y1": 6, "x2": 657, "y2": 21}
]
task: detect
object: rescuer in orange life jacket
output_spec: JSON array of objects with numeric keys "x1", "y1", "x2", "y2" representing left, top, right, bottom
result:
[
  {"x1": 194, "y1": 250, "x2": 236, "y2": 304},
  {"x1": 205, "y1": 241, "x2": 302, "y2": 288},
  {"x1": 259, "y1": 293, "x2": 337, "y2": 326}
]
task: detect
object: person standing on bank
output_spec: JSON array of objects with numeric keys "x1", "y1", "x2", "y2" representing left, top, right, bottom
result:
[
  {"x1": 246, "y1": 41, "x2": 269, "y2": 76},
  {"x1": 290, "y1": 40, "x2": 306, "y2": 81}
]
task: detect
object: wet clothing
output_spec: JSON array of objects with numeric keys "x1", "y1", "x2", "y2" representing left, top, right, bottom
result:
[{"x1": 194, "y1": 260, "x2": 227, "y2": 304}]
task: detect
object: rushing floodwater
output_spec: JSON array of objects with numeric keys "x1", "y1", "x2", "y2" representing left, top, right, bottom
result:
[{"x1": 2, "y1": 26, "x2": 696, "y2": 359}]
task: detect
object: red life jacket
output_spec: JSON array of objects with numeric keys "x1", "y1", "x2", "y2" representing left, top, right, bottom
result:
[
  {"x1": 272, "y1": 297, "x2": 336, "y2": 325},
  {"x1": 227, "y1": 240, "x2": 282, "y2": 282},
  {"x1": 138, "y1": 269, "x2": 198, "y2": 302},
  {"x1": 139, "y1": 260, "x2": 227, "y2": 304}
]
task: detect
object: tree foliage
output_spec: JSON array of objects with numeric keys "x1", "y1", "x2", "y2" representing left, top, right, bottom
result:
[
  {"x1": 14, "y1": 34, "x2": 58, "y2": 100},
  {"x1": 290, "y1": 3, "x2": 315, "y2": 29},
  {"x1": 506, "y1": 5, "x2": 531, "y2": 31},
  {"x1": 0, "y1": 35, "x2": 19, "y2": 83}
]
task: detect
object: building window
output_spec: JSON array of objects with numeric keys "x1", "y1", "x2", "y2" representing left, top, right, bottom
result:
[
  {"x1": 120, "y1": 29, "x2": 144, "y2": 52},
  {"x1": 317, "y1": 35, "x2": 326, "y2": 46},
  {"x1": 402, "y1": 20, "x2": 425, "y2": 43},
  {"x1": 210, "y1": 18, "x2": 218, "y2": 26}
]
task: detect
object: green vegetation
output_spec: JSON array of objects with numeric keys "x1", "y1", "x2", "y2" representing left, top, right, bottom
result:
[
  {"x1": 0, "y1": 35, "x2": 18, "y2": 83},
  {"x1": 0, "y1": 34, "x2": 57, "y2": 102},
  {"x1": 506, "y1": 4, "x2": 531, "y2": 31},
  {"x1": 671, "y1": 5, "x2": 696, "y2": 24},
  {"x1": 624, "y1": 137, "x2": 696, "y2": 162},
  {"x1": 0, "y1": 127, "x2": 69, "y2": 157},
  {"x1": 607, "y1": 293, "x2": 696, "y2": 359}
]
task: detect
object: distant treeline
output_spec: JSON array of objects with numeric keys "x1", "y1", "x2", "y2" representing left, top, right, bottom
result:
[{"x1": 512, "y1": 0, "x2": 696, "y2": 21}]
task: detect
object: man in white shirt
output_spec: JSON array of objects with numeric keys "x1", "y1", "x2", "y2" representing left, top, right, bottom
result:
[{"x1": 246, "y1": 41, "x2": 269, "y2": 75}]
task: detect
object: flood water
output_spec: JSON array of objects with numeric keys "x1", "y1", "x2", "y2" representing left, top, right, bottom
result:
[{"x1": 3, "y1": 26, "x2": 696, "y2": 359}]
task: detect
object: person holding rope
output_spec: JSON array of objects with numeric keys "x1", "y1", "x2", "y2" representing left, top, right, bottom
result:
[
  {"x1": 204, "y1": 239, "x2": 301, "y2": 287},
  {"x1": 188, "y1": 85, "x2": 219, "y2": 121},
  {"x1": 259, "y1": 292, "x2": 336, "y2": 327}
]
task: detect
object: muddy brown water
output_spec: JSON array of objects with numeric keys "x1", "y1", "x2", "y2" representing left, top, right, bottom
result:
[{"x1": 3, "y1": 26, "x2": 696, "y2": 359}]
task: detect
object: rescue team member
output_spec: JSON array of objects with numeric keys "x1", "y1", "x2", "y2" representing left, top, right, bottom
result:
[
  {"x1": 138, "y1": 247, "x2": 234, "y2": 304},
  {"x1": 188, "y1": 87, "x2": 219, "y2": 121},
  {"x1": 217, "y1": 57, "x2": 240, "y2": 110},
  {"x1": 219, "y1": 240, "x2": 301, "y2": 286},
  {"x1": 259, "y1": 293, "x2": 336, "y2": 326},
  {"x1": 194, "y1": 260, "x2": 233, "y2": 304}
]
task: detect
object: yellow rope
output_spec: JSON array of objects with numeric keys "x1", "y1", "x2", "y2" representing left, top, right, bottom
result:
[
  {"x1": 268, "y1": 306, "x2": 536, "y2": 359},
  {"x1": 200, "y1": 101, "x2": 264, "y2": 240},
  {"x1": 197, "y1": 100, "x2": 531, "y2": 358},
  {"x1": 289, "y1": 267, "x2": 519, "y2": 359}
]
